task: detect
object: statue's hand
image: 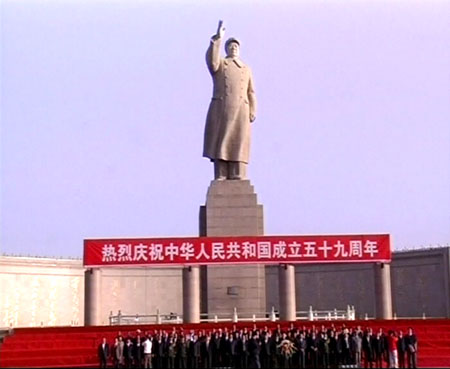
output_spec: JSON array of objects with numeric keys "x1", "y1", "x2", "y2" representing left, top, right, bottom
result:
[
  {"x1": 217, "y1": 20, "x2": 225, "y2": 39},
  {"x1": 250, "y1": 114, "x2": 256, "y2": 122}
]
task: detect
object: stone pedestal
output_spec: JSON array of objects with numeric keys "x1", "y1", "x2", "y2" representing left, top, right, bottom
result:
[
  {"x1": 279, "y1": 264, "x2": 296, "y2": 321},
  {"x1": 182, "y1": 266, "x2": 200, "y2": 323},
  {"x1": 374, "y1": 263, "x2": 393, "y2": 319},
  {"x1": 199, "y1": 180, "x2": 265, "y2": 316},
  {"x1": 84, "y1": 268, "x2": 102, "y2": 326}
]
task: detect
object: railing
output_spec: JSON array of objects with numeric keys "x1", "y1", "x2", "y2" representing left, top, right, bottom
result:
[
  {"x1": 108, "y1": 305, "x2": 357, "y2": 325},
  {"x1": 109, "y1": 310, "x2": 183, "y2": 325}
]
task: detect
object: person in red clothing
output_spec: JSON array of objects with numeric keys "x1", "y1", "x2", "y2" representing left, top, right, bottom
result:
[{"x1": 387, "y1": 330, "x2": 399, "y2": 368}]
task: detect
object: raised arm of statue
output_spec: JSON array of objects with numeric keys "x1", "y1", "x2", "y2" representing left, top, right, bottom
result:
[
  {"x1": 215, "y1": 20, "x2": 225, "y2": 40},
  {"x1": 206, "y1": 21, "x2": 225, "y2": 74}
]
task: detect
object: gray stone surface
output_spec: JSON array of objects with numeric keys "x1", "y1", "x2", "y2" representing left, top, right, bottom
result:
[
  {"x1": 99, "y1": 267, "x2": 183, "y2": 324},
  {"x1": 265, "y1": 247, "x2": 450, "y2": 319},
  {"x1": 200, "y1": 180, "x2": 266, "y2": 315},
  {"x1": 1, "y1": 247, "x2": 449, "y2": 327},
  {"x1": 391, "y1": 248, "x2": 450, "y2": 318},
  {"x1": 266, "y1": 263, "x2": 377, "y2": 318}
]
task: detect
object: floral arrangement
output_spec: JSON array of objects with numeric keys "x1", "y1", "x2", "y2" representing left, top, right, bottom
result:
[{"x1": 278, "y1": 339, "x2": 297, "y2": 357}]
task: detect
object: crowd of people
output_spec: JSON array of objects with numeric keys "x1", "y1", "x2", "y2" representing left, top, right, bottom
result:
[{"x1": 98, "y1": 323, "x2": 418, "y2": 369}]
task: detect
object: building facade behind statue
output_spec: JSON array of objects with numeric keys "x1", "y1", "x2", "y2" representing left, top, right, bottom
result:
[{"x1": 0, "y1": 247, "x2": 448, "y2": 327}]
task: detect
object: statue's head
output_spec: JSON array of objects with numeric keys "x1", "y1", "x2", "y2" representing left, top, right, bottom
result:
[{"x1": 225, "y1": 37, "x2": 240, "y2": 58}]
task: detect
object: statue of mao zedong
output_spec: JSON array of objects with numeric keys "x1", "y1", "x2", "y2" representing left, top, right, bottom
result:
[{"x1": 203, "y1": 20, "x2": 257, "y2": 180}]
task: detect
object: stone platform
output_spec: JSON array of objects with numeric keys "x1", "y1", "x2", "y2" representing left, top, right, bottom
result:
[{"x1": 199, "y1": 180, "x2": 265, "y2": 315}]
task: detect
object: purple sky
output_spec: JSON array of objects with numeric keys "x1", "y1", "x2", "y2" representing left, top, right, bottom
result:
[{"x1": 1, "y1": 0, "x2": 449, "y2": 257}]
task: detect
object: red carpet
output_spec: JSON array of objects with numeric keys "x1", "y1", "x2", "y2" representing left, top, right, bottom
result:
[{"x1": 0, "y1": 319, "x2": 449, "y2": 368}]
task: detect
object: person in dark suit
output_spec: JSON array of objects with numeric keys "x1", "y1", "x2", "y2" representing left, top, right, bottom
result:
[
  {"x1": 362, "y1": 329, "x2": 375, "y2": 369},
  {"x1": 294, "y1": 332, "x2": 307, "y2": 369},
  {"x1": 318, "y1": 332, "x2": 329, "y2": 369},
  {"x1": 378, "y1": 328, "x2": 389, "y2": 368},
  {"x1": 193, "y1": 334, "x2": 202, "y2": 369},
  {"x1": 220, "y1": 332, "x2": 232, "y2": 367},
  {"x1": 268, "y1": 333, "x2": 278, "y2": 369},
  {"x1": 186, "y1": 334, "x2": 195, "y2": 369},
  {"x1": 124, "y1": 338, "x2": 134, "y2": 369},
  {"x1": 98, "y1": 337, "x2": 110, "y2": 369},
  {"x1": 328, "y1": 330, "x2": 338, "y2": 368},
  {"x1": 397, "y1": 330, "x2": 407, "y2": 369},
  {"x1": 176, "y1": 335, "x2": 188, "y2": 369},
  {"x1": 247, "y1": 333, "x2": 261, "y2": 369},
  {"x1": 259, "y1": 333, "x2": 271, "y2": 369},
  {"x1": 241, "y1": 332, "x2": 250, "y2": 369},
  {"x1": 133, "y1": 335, "x2": 143, "y2": 368},
  {"x1": 167, "y1": 337, "x2": 177, "y2": 369},
  {"x1": 307, "y1": 332, "x2": 319, "y2": 368},
  {"x1": 405, "y1": 327, "x2": 418, "y2": 369},
  {"x1": 372, "y1": 332, "x2": 384, "y2": 368},
  {"x1": 155, "y1": 334, "x2": 166, "y2": 369},
  {"x1": 204, "y1": 334, "x2": 215, "y2": 368},
  {"x1": 231, "y1": 332, "x2": 241, "y2": 368}
]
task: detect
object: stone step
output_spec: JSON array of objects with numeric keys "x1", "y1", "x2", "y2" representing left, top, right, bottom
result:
[
  {"x1": 206, "y1": 194, "x2": 258, "y2": 207},
  {"x1": 207, "y1": 180, "x2": 255, "y2": 195},
  {"x1": 206, "y1": 205, "x2": 263, "y2": 218}
]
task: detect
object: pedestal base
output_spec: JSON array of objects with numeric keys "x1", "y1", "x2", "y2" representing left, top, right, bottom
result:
[{"x1": 200, "y1": 180, "x2": 266, "y2": 316}]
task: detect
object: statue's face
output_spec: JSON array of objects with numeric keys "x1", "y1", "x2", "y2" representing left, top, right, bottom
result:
[{"x1": 226, "y1": 42, "x2": 240, "y2": 58}]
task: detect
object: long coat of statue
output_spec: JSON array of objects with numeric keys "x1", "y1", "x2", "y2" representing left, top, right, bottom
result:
[{"x1": 203, "y1": 37, "x2": 257, "y2": 164}]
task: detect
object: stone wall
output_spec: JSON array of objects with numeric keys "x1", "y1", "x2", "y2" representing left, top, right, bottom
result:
[
  {"x1": 1, "y1": 246, "x2": 448, "y2": 328},
  {"x1": 0, "y1": 256, "x2": 84, "y2": 328},
  {"x1": 266, "y1": 247, "x2": 450, "y2": 318},
  {"x1": 99, "y1": 267, "x2": 183, "y2": 325},
  {"x1": 0, "y1": 256, "x2": 183, "y2": 328},
  {"x1": 391, "y1": 248, "x2": 450, "y2": 318},
  {"x1": 266, "y1": 263, "x2": 376, "y2": 318}
]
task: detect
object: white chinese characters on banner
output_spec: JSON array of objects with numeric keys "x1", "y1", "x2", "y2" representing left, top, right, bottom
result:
[
  {"x1": 100, "y1": 239, "x2": 380, "y2": 264},
  {"x1": 364, "y1": 241, "x2": 379, "y2": 257},
  {"x1": 304, "y1": 242, "x2": 318, "y2": 257},
  {"x1": 180, "y1": 242, "x2": 195, "y2": 260},
  {"x1": 149, "y1": 244, "x2": 164, "y2": 261},
  {"x1": 257, "y1": 242, "x2": 271, "y2": 259},
  {"x1": 226, "y1": 242, "x2": 241, "y2": 259},
  {"x1": 134, "y1": 243, "x2": 148, "y2": 261},
  {"x1": 195, "y1": 243, "x2": 210, "y2": 260},
  {"x1": 117, "y1": 244, "x2": 132, "y2": 261},
  {"x1": 273, "y1": 242, "x2": 287, "y2": 258},
  {"x1": 242, "y1": 242, "x2": 257, "y2": 259},
  {"x1": 101, "y1": 244, "x2": 117, "y2": 262},
  {"x1": 349, "y1": 241, "x2": 363, "y2": 258}
]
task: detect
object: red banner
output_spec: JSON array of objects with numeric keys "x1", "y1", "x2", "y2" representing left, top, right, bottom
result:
[{"x1": 83, "y1": 234, "x2": 391, "y2": 267}]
